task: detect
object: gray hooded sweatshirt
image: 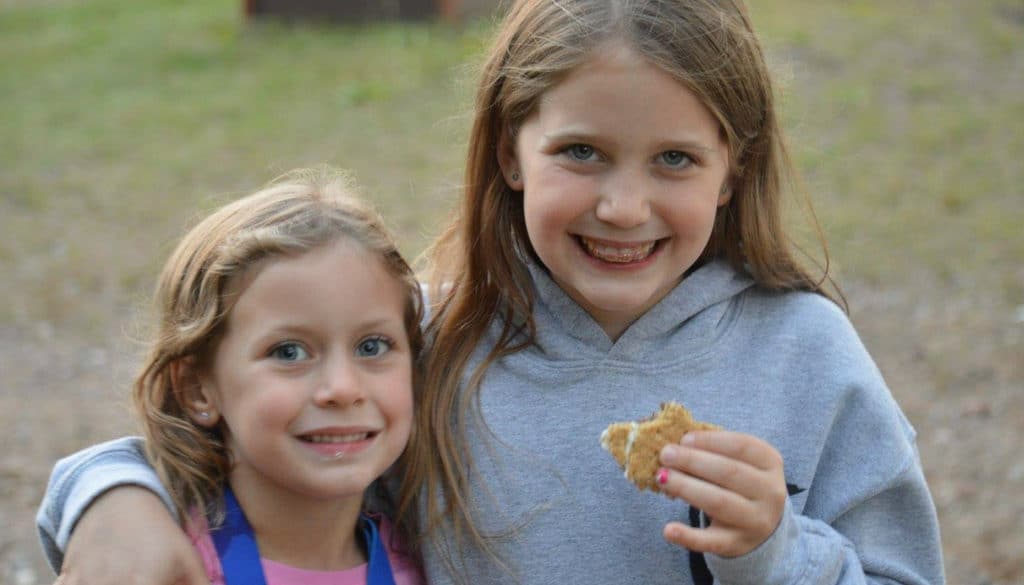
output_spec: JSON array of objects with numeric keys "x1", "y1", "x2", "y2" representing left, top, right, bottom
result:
[{"x1": 38, "y1": 260, "x2": 945, "y2": 584}]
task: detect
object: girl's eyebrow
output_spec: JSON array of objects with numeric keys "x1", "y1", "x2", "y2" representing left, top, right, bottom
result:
[
  {"x1": 655, "y1": 140, "x2": 718, "y2": 155},
  {"x1": 542, "y1": 130, "x2": 718, "y2": 154},
  {"x1": 539, "y1": 129, "x2": 595, "y2": 146},
  {"x1": 355, "y1": 316, "x2": 407, "y2": 331},
  {"x1": 260, "y1": 315, "x2": 403, "y2": 335}
]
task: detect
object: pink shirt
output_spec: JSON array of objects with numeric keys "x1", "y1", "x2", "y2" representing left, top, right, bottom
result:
[{"x1": 188, "y1": 514, "x2": 424, "y2": 585}]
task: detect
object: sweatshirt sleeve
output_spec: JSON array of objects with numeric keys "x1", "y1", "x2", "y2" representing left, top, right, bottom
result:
[
  {"x1": 36, "y1": 436, "x2": 175, "y2": 573},
  {"x1": 704, "y1": 295, "x2": 945, "y2": 584},
  {"x1": 705, "y1": 450, "x2": 944, "y2": 584}
]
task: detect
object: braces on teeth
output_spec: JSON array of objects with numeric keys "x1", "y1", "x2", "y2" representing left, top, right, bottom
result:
[{"x1": 582, "y1": 239, "x2": 656, "y2": 263}]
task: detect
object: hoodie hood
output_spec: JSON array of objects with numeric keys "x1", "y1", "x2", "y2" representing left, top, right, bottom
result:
[{"x1": 527, "y1": 259, "x2": 755, "y2": 363}]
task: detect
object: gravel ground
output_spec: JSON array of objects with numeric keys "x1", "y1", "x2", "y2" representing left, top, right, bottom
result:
[{"x1": 2, "y1": 275, "x2": 1022, "y2": 585}]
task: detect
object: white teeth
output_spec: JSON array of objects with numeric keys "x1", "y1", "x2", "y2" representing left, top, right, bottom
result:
[
  {"x1": 581, "y1": 238, "x2": 656, "y2": 263},
  {"x1": 305, "y1": 433, "x2": 369, "y2": 443}
]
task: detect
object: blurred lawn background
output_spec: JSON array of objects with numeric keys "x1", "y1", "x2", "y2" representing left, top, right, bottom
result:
[{"x1": 1, "y1": 1, "x2": 1022, "y2": 584}]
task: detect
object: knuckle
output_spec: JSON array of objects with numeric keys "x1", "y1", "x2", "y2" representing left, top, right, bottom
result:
[
  {"x1": 773, "y1": 485, "x2": 788, "y2": 503},
  {"x1": 767, "y1": 478, "x2": 788, "y2": 502},
  {"x1": 708, "y1": 536, "x2": 733, "y2": 557},
  {"x1": 708, "y1": 490, "x2": 730, "y2": 512},
  {"x1": 753, "y1": 514, "x2": 777, "y2": 538},
  {"x1": 720, "y1": 460, "x2": 741, "y2": 483}
]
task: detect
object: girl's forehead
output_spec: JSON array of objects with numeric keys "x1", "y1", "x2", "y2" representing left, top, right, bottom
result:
[
  {"x1": 537, "y1": 41, "x2": 685, "y2": 106},
  {"x1": 239, "y1": 238, "x2": 365, "y2": 282},
  {"x1": 223, "y1": 239, "x2": 405, "y2": 325},
  {"x1": 538, "y1": 47, "x2": 707, "y2": 115},
  {"x1": 219, "y1": 239, "x2": 345, "y2": 304}
]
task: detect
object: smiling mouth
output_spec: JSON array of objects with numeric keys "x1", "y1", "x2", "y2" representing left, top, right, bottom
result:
[
  {"x1": 299, "y1": 432, "x2": 376, "y2": 443},
  {"x1": 298, "y1": 431, "x2": 378, "y2": 459},
  {"x1": 577, "y1": 236, "x2": 660, "y2": 263}
]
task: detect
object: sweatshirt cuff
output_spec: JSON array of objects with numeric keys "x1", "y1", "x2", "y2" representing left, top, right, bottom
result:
[
  {"x1": 36, "y1": 437, "x2": 175, "y2": 572},
  {"x1": 705, "y1": 498, "x2": 807, "y2": 585}
]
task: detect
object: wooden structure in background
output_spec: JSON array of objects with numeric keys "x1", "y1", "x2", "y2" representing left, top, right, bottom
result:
[{"x1": 242, "y1": 0, "x2": 487, "y2": 22}]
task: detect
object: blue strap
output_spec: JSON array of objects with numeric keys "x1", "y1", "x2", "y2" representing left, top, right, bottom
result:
[
  {"x1": 361, "y1": 512, "x2": 397, "y2": 584},
  {"x1": 211, "y1": 486, "x2": 269, "y2": 585},
  {"x1": 211, "y1": 485, "x2": 396, "y2": 585}
]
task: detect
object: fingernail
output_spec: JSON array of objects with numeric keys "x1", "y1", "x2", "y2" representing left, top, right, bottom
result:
[
  {"x1": 682, "y1": 433, "x2": 696, "y2": 445},
  {"x1": 657, "y1": 468, "x2": 669, "y2": 485}
]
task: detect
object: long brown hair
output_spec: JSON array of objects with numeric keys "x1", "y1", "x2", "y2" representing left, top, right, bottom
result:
[
  {"x1": 133, "y1": 167, "x2": 424, "y2": 541},
  {"x1": 398, "y1": 0, "x2": 840, "y2": 577}
]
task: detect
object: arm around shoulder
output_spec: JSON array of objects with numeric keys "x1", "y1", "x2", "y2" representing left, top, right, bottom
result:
[{"x1": 36, "y1": 436, "x2": 174, "y2": 571}]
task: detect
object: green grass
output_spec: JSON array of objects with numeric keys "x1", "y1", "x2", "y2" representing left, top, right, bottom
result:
[
  {"x1": 756, "y1": 0, "x2": 1024, "y2": 286},
  {"x1": 0, "y1": 0, "x2": 488, "y2": 329},
  {"x1": 1, "y1": 0, "x2": 1022, "y2": 332}
]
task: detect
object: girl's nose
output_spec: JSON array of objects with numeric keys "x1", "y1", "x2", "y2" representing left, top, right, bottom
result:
[
  {"x1": 313, "y1": 356, "x2": 365, "y2": 407},
  {"x1": 595, "y1": 170, "x2": 651, "y2": 228}
]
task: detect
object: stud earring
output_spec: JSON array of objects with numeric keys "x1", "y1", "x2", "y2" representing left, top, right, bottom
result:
[
  {"x1": 198, "y1": 411, "x2": 210, "y2": 419},
  {"x1": 511, "y1": 171, "x2": 520, "y2": 182}
]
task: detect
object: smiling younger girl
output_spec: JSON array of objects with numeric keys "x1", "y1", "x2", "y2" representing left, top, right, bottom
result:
[{"x1": 59, "y1": 168, "x2": 425, "y2": 584}]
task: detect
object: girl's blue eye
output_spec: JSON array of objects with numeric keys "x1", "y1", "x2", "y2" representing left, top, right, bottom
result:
[
  {"x1": 270, "y1": 342, "x2": 309, "y2": 362},
  {"x1": 566, "y1": 144, "x2": 596, "y2": 161},
  {"x1": 356, "y1": 336, "x2": 393, "y2": 358},
  {"x1": 660, "y1": 150, "x2": 693, "y2": 168}
]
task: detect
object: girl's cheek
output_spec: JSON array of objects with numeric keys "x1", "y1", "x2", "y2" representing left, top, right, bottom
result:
[
  {"x1": 250, "y1": 391, "x2": 304, "y2": 425},
  {"x1": 394, "y1": 384, "x2": 416, "y2": 441},
  {"x1": 395, "y1": 383, "x2": 415, "y2": 426}
]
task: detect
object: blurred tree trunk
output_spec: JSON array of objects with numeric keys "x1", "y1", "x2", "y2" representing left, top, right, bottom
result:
[{"x1": 244, "y1": 0, "x2": 452, "y2": 22}]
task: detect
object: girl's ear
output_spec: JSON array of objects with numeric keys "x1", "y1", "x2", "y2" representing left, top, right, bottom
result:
[
  {"x1": 497, "y1": 126, "x2": 524, "y2": 191},
  {"x1": 717, "y1": 180, "x2": 733, "y2": 206},
  {"x1": 170, "y1": 358, "x2": 221, "y2": 428}
]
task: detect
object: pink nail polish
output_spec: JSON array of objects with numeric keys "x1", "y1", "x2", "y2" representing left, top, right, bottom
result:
[{"x1": 657, "y1": 468, "x2": 669, "y2": 485}]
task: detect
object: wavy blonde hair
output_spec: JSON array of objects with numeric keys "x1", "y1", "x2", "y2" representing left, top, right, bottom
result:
[
  {"x1": 400, "y1": 0, "x2": 840, "y2": 578},
  {"x1": 132, "y1": 167, "x2": 424, "y2": 541}
]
